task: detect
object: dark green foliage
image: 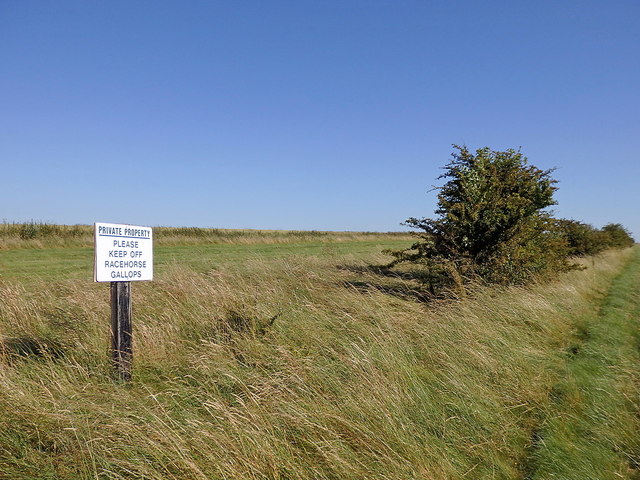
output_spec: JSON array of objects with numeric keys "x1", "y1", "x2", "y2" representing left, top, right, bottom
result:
[
  {"x1": 554, "y1": 220, "x2": 635, "y2": 256},
  {"x1": 600, "y1": 223, "x2": 635, "y2": 249},
  {"x1": 387, "y1": 145, "x2": 573, "y2": 287},
  {"x1": 553, "y1": 219, "x2": 608, "y2": 256}
]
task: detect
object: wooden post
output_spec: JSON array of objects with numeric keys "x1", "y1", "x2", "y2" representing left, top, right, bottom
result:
[{"x1": 110, "y1": 281, "x2": 132, "y2": 381}]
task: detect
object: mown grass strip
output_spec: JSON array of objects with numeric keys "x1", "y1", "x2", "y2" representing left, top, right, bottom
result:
[
  {"x1": 0, "y1": 239, "x2": 411, "y2": 282},
  {"x1": 525, "y1": 247, "x2": 640, "y2": 480}
]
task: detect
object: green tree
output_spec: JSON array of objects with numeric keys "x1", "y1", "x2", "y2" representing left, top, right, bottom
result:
[{"x1": 388, "y1": 145, "x2": 571, "y2": 286}]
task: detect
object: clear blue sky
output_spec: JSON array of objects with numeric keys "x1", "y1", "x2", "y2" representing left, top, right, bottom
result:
[{"x1": 1, "y1": 1, "x2": 638, "y2": 236}]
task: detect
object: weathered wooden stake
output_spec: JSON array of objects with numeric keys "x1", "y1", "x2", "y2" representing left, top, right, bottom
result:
[{"x1": 110, "y1": 281, "x2": 132, "y2": 382}]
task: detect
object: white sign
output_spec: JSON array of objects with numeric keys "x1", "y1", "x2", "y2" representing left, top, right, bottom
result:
[{"x1": 94, "y1": 222, "x2": 153, "y2": 282}]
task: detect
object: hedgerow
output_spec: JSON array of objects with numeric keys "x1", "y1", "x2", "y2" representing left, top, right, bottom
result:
[{"x1": 387, "y1": 145, "x2": 634, "y2": 290}]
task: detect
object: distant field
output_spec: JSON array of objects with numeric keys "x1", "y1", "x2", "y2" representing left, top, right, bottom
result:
[{"x1": 0, "y1": 222, "x2": 411, "y2": 249}]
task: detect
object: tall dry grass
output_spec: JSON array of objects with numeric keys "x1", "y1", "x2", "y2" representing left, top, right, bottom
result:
[{"x1": 0, "y1": 246, "x2": 635, "y2": 479}]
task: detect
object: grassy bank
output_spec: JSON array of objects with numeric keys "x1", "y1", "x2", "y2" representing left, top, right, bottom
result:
[
  {"x1": 525, "y1": 247, "x2": 640, "y2": 479},
  {"x1": 0, "y1": 238, "x2": 638, "y2": 478}
]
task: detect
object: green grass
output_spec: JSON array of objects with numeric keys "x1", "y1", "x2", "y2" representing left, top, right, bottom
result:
[
  {"x1": 0, "y1": 232, "x2": 638, "y2": 479},
  {"x1": 524, "y1": 247, "x2": 640, "y2": 479},
  {"x1": 0, "y1": 239, "x2": 411, "y2": 282}
]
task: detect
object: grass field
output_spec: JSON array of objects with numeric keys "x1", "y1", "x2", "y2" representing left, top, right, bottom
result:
[
  {"x1": 0, "y1": 239, "x2": 411, "y2": 282},
  {"x1": 0, "y1": 229, "x2": 638, "y2": 479}
]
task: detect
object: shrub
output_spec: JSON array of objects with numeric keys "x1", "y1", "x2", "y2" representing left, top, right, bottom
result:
[
  {"x1": 554, "y1": 220, "x2": 635, "y2": 256},
  {"x1": 600, "y1": 223, "x2": 635, "y2": 249},
  {"x1": 553, "y1": 219, "x2": 608, "y2": 256},
  {"x1": 387, "y1": 145, "x2": 574, "y2": 287}
]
